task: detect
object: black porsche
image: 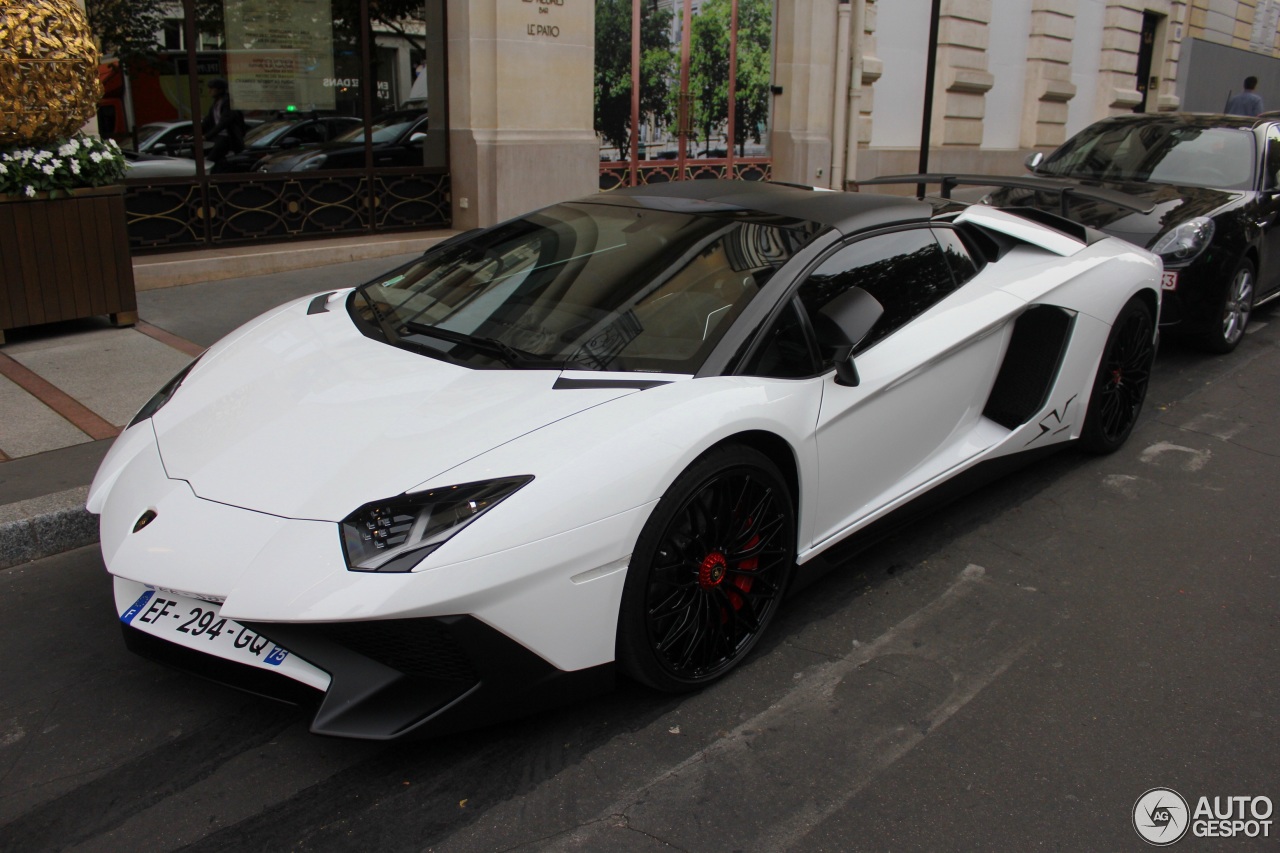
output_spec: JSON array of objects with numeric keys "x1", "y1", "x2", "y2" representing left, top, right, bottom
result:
[{"x1": 996, "y1": 113, "x2": 1280, "y2": 353}]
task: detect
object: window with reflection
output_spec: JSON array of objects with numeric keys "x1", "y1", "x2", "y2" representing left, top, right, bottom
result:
[
  {"x1": 109, "y1": 0, "x2": 446, "y2": 178},
  {"x1": 352, "y1": 202, "x2": 820, "y2": 374},
  {"x1": 798, "y1": 229, "x2": 964, "y2": 354}
]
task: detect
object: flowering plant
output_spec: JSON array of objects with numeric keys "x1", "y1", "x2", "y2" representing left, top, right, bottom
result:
[{"x1": 0, "y1": 135, "x2": 127, "y2": 199}]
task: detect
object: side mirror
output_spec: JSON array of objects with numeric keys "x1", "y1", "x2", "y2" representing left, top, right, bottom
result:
[
  {"x1": 409, "y1": 131, "x2": 428, "y2": 143},
  {"x1": 151, "y1": 142, "x2": 167, "y2": 153},
  {"x1": 1024, "y1": 151, "x2": 1045, "y2": 173},
  {"x1": 280, "y1": 136, "x2": 301, "y2": 148},
  {"x1": 813, "y1": 286, "x2": 884, "y2": 387}
]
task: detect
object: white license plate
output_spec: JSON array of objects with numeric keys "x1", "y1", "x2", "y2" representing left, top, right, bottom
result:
[
  {"x1": 115, "y1": 578, "x2": 331, "y2": 692},
  {"x1": 1161, "y1": 271, "x2": 1178, "y2": 291}
]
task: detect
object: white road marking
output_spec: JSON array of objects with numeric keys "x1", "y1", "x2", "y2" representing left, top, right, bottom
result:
[
  {"x1": 1103, "y1": 473, "x2": 1141, "y2": 498},
  {"x1": 0, "y1": 721, "x2": 25, "y2": 748},
  {"x1": 1139, "y1": 441, "x2": 1211, "y2": 471}
]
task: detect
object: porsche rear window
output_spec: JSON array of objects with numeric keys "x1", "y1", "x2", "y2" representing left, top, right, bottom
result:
[{"x1": 353, "y1": 202, "x2": 820, "y2": 373}]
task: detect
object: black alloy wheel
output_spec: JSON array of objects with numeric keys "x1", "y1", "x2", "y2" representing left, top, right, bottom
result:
[
  {"x1": 1080, "y1": 296, "x2": 1156, "y2": 454},
  {"x1": 1199, "y1": 257, "x2": 1254, "y2": 354},
  {"x1": 617, "y1": 446, "x2": 796, "y2": 692}
]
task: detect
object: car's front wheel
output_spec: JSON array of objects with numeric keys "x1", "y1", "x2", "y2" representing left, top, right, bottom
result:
[
  {"x1": 1199, "y1": 257, "x2": 1254, "y2": 353},
  {"x1": 616, "y1": 445, "x2": 796, "y2": 692},
  {"x1": 1080, "y1": 296, "x2": 1156, "y2": 454}
]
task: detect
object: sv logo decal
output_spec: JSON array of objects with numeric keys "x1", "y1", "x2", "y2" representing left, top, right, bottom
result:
[{"x1": 1025, "y1": 394, "x2": 1077, "y2": 446}]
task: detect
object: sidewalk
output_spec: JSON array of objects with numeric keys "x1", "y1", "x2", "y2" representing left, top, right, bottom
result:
[{"x1": 0, "y1": 231, "x2": 456, "y2": 568}]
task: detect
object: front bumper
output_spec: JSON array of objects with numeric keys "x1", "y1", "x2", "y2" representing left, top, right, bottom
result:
[
  {"x1": 119, "y1": 598, "x2": 614, "y2": 740},
  {"x1": 1157, "y1": 251, "x2": 1237, "y2": 334},
  {"x1": 96, "y1": 427, "x2": 651, "y2": 738}
]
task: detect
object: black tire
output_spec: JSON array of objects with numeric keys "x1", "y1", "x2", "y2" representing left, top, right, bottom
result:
[
  {"x1": 1079, "y1": 296, "x2": 1156, "y2": 454},
  {"x1": 616, "y1": 445, "x2": 796, "y2": 692},
  {"x1": 1198, "y1": 257, "x2": 1254, "y2": 354}
]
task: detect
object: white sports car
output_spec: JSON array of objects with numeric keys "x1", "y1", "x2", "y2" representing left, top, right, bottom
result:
[{"x1": 89, "y1": 181, "x2": 1161, "y2": 739}]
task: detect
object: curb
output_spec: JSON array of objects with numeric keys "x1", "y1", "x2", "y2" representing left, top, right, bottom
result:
[{"x1": 0, "y1": 486, "x2": 98, "y2": 569}]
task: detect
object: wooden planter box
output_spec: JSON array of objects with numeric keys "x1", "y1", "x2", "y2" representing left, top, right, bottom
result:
[{"x1": 0, "y1": 185, "x2": 138, "y2": 344}]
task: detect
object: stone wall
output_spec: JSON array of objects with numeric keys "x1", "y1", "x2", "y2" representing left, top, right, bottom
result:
[
  {"x1": 446, "y1": 0, "x2": 598, "y2": 229},
  {"x1": 440, "y1": 0, "x2": 1280, "y2": 222}
]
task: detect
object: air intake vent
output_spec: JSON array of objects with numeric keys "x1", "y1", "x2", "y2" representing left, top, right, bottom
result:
[
  {"x1": 315, "y1": 619, "x2": 479, "y2": 683},
  {"x1": 984, "y1": 306, "x2": 1074, "y2": 429}
]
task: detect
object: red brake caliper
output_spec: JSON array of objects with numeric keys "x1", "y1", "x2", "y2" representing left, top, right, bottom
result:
[
  {"x1": 700, "y1": 519, "x2": 760, "y2": 624},
  {"x1": 731, "y1": 534, "x2": 759, "y2": 610}
]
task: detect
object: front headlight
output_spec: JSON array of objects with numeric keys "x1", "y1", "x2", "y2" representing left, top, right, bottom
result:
[
  {"x1": 1150, "y1": 217, "x2": 1216, "y2": 265},
  {"x1": 340, "y1": 476, "x2": 533, "y2": 572},
  {"x1": 127, "y1": 356, "x2": 201, "y2": 429}
]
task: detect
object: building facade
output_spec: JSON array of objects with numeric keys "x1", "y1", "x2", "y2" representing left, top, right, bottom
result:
[
  {"x1": 776, "y1": 0, "x2": 1280, "y2": 187},
  {"x1": 104, "y1": 0, "x2": 1280, "y2": 249}
]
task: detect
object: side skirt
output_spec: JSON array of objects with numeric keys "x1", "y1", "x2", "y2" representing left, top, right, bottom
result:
[{"x1": 789, "y1": 442, "x2": 1065, "y2": 595}]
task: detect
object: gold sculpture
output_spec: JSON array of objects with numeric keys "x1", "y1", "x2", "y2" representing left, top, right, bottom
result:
[{"x1": 0, "y1": 0, "x2": 103, "y2": 145}]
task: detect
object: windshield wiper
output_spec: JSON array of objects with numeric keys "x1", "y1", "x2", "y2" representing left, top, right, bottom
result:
[
  {"x1": 400, "y1": 321, "x2": 562, "y2": 369},
  {"x1": 352, "y1": 284, "x2": 397, "y2": 344}
]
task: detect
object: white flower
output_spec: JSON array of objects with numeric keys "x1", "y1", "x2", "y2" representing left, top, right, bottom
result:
[
  {"x1": 0, "y1": 163, "x2": 6, "y2": 175},
  {"x1": 24, "y1": 185, "x2": 36, "y2": 197},
  {"x1": 90, "y1": 151, "x2": 102, "y2": 163},
  {"x1": 42, "y1": 163, "x2": 55, "y2": 175},
  {"x1": 107, "y1": 139, "x2": 120, "y2": 150},
  {"x1": 70, "y1": 161, "x2": 80, "y2": 174},
  {"x1": 34, "y1": 150, "x2": 50, "y2": 161}
]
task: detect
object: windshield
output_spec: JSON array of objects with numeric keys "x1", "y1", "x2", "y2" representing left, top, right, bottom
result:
[
  {"x1": 243, "y1": 121, "x2": 294, "y2": 148},
  {"x1": 137, "y1": 123, "x2": 182, "y2": 147},
  {"x1": 351, "y1": 201, "x2": 820, "y2": 373},
  {"x1": 1037, "y1": 121, "x2": 1257, "y2": 190},
  {"x1": 334, "y1": 115, "x2": 422, "y2": 144}
]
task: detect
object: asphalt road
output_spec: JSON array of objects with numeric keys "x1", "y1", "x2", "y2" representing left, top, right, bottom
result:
[{"x1": 2, "y1": 315, "x2": 1278, "y2": 852}]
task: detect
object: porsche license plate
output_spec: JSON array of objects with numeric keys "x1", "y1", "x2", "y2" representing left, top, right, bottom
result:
[
  {"x1": 1161, "y1": 271, "x2": 1178, "y2": 291},
  {"x1": 115, "y1": 579, "x2": 330, "y2": 691}
]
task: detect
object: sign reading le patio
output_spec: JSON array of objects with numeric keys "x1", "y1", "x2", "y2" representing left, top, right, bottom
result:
[{"x1": 523, "y1": 0, "x2": 563, "y2": 38}]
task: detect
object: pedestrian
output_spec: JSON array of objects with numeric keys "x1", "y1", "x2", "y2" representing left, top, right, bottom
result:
[
  {"x1": 201, "y1": 78, "x2": 245, "y2": 162},
  {"x1": 1224, "y1": 76, "x2": 1264, "y2": 116}
]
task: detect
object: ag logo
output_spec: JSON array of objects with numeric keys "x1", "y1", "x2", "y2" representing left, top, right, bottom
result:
[{"x1": 1134, "y1": 787, "x2": 1190, "y2": 845}]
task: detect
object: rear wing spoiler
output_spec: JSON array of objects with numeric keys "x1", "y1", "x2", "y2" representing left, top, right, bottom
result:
[{"x1": 855, "y1": 173, "x2": 1156, "y2": 217}]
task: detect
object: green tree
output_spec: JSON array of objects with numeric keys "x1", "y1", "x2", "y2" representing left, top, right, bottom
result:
[
  {"x1": 594, "y1": 0, "x2": 675, "y2": 156},
  {"x1": 689, "y1": 0, "x2": 772, "y2": 155},
  {"x1": 84, "y1": 0, "x2": 164, "y2": 63}
]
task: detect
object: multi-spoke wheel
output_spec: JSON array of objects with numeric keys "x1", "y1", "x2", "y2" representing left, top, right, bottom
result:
[
  {"x1": 1080, "y1": 296, "x2": 1156, "y2": 454},
  {"x1": 616, "y1": 446, "x2": 796, "y2": 691},
  {"x1": 1199, "y1": 258, "x2": 1254, "y2": 354}
]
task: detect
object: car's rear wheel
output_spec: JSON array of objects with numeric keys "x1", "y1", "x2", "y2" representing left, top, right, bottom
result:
[
  {"x1": 616, "y1": 446, "x2": 796, "y2": 692},
  {"x1": 1080, "y1": 296, "x2": 1156, "y2": 454},
  {"x1": 1199, "y1": 258, "x2": 1254, "y2": 354}
]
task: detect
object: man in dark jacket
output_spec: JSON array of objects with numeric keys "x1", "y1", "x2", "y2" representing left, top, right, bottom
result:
[{"x1": 201, "y1": 78, "x2": 245, "y2": 162}]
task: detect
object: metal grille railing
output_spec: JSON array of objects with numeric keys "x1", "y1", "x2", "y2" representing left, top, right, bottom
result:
[
  {"x1": 599, "y1": 157, "x2": 771, "y2": 191},
  {"x1": 124, "y1": 170, "x2": 451, "y2": 252}
]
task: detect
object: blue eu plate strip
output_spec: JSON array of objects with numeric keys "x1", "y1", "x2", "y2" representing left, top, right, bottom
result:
[{"x1": 120, "y1": 590, "x2": 154, "y2": 625}]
